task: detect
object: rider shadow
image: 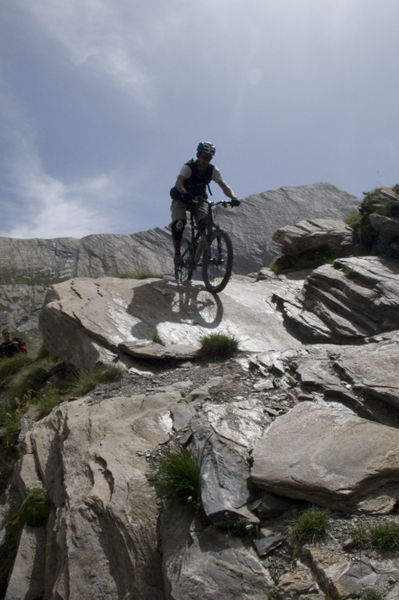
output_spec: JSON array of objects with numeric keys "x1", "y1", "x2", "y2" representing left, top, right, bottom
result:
[{"x1": 126, "y1": 279, "x2": 224, "y2": 342}]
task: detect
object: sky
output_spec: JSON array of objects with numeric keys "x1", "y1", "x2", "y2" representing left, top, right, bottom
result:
[{"x1": 0, "y1": 0, "x2": 398, "y2": 239}]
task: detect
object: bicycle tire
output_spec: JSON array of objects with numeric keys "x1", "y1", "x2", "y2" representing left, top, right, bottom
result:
[
  {"x1": 202, "y1": 229, "x2": 233, "y2": 293},
  {"x1": 175, "y1": 237, "x2": 194, "y2": 283}
]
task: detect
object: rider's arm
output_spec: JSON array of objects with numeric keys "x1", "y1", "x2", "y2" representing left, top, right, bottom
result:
[
  {"x1": 175, "y1": 175, "x2": 187, "y2": 193},
  {"x1": 218, "y1": 180, "x2": 237, "y2": 200}
]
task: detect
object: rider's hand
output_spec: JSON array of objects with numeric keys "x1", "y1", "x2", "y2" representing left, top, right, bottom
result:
[
  {"x1": 231, "y1": 197, "x2": 240, "y2": 207},
  {"x1": 182, "y1": 191, "x2": 193, "y2": 203}
]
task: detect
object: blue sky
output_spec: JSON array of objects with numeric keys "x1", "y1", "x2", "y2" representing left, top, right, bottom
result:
[{"x1": 1, "y1": 0, "x2": 398, "y2": 239}]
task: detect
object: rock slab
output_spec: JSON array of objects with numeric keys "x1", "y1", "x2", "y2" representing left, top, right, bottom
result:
[{"x1": 251, "y1": 401, "x2": 399, "y2": 512}]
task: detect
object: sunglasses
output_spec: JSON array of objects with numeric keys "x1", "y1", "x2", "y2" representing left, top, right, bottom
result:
[{"x1": 200, "y1": 154, "x2": 212, "y2": 162}]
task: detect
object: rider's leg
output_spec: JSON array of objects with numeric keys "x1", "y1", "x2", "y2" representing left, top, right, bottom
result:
[{"x1": 171, "y1": 200, "x2": 188, "y2": 266}]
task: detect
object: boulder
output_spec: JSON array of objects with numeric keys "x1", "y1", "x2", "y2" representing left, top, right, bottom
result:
[
  {"x1": 251, "y1": 401, "x2": 399, "y2": 512},
  {"x1": 272, "y1": 218, "x2": 354, "y2": 256},
  {"x1": 335, "y1": 335, "x2": 399, "y2": 409},
  {"x1": 190, "y1": 419, "x2": 258, "y2": 526},
  {"x1": 302, "y1": 545, "x2": 399, "y2": 600},
  {"x1": 168, "y1": 527, "x2": 275, "y2": 600},
  {"x1": 11, "y1": 390, "x2": 182, "y2": 600},
  {"x1": 39, "y1": 275, "x2": 301, "y2": 373},
  {"x1": 273, "y1": 256, "x2": 399, "y2": 343},
  {"x1": 369, "y1": 213, "x2": 399, "y2": 236}
]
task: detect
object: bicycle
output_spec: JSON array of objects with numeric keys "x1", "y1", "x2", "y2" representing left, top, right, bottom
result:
[{"x1": 174, "y1": 197, "x2": 236, "y2": 294}]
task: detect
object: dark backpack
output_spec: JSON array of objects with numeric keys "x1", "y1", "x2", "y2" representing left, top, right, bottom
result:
[{"x1": 170, "y1": 159, "x2": 214, "y2": 200}]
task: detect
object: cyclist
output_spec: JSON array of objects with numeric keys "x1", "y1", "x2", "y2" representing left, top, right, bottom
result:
[{"x1": 170, "y1": 142, "x2": 240, "y2": 266}]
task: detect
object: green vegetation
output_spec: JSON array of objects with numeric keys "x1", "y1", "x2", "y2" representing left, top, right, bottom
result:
[
  {"x1": 0, "y1": 348, "x2": 123, "y2": 495},
  {"x1": 150, "y1": 446, "x2": 204, "y2": 516},
  {"x1": 199, "y1": 332, "x2": 239, "y2": 360},
  {"x1": 289, "y1": 506, "x2": 330, "y2": 542},
  {"x1": 344, "y1": 211, "x2": 362, "y2": 227},
  {"x1": 352, "y1": 522, "x2": 399, "y2": 550},
  {"x1": 361, "y1": 590, "x2": 383, "y2": 600},
  {"x1": 342, "y1": 266, "x2": 354, "y2": 278},
  {"x1": 225, "y1": 516, "x2": 259, "y2": 539},
  {"x1": 0, "y1": 353, "x2": 33, "y2": 382},
  {"x1": 18, "y1": 487, "x2": 50, "y2": 527},
  {"x1": 152, "y1": 331, "x2": 164, "y2": 345},
  {"x1": 113, "y1": 271, "x2": 163, "y2": 280},
  {"x1": 0, "y1": 346, "x2": 123, "y2": 593}
]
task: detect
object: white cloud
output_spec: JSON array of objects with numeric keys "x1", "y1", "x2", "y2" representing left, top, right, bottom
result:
[
  {"x1": 6, "y1": 170, "x2": 118, "y2": 239},
  {"x1": 0, "y1": 82, "x2": 123, "y2": 239}
]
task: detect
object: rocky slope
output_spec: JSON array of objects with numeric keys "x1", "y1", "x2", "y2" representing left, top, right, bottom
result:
[
  {"x1": 3, "y1": 255, "x2": 399, "y2": 599},
  {"x1": 0, "y1": 183, "x2": 359, "y2": 333}
]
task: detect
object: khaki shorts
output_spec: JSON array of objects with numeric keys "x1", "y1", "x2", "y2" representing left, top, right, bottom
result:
[{"x1": 170, "y1": 200, "x2": 208, "y2": 224}]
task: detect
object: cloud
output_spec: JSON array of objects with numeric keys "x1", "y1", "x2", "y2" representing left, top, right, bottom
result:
[{"x1": 0, "y1": 81, "x2": 123, "y2": 239}]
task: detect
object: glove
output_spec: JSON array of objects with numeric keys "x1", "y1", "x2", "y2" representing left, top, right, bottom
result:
[
  {"x1": 182, "y1": 191, "x2": 193, "y2": 203},
  {"x1": 231, "y1": 198, "x2": 240, "y2": 207}
]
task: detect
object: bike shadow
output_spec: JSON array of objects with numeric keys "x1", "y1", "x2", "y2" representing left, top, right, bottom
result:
[{"x1": 126, "y1": 279, "x2": 224, "y2": 341}]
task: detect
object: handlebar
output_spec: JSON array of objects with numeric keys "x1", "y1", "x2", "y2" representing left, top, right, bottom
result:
[{"x1": 190, "y1": 197, "x2": 240, "y2": 208}]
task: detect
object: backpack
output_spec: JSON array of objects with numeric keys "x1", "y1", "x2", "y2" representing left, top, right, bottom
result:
[
  {"x1": 17, "y1": 338, "x2": 27, "y2": 354},
  {"x1": 170, "y1": 159, "x2": 214, "y2": 201}
]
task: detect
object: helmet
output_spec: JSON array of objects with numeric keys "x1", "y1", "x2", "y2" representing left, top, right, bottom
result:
[{"x1": 197, "y1": 142, "x2": 216, "y2": 156}]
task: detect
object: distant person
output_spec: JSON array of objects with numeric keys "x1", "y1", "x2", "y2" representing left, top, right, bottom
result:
[
  {"x1": 0, "y1": 328, "x2": 28, "y2": 359},
  {"x1": 170, "y1": 142, "x2": 239, "y2": 266}
]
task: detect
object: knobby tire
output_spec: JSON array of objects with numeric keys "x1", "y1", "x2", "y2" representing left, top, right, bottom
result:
[
  {"x1": 202, "y1": 229, "x2": 233, "y2": 294},
  {"x1": 175, "y1": 237, "x2": 194, "y2": 283}
]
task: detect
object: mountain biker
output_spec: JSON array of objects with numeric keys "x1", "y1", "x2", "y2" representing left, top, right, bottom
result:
[{"x1": 170, "y1": 142, "x2": 240, "y2": 266}]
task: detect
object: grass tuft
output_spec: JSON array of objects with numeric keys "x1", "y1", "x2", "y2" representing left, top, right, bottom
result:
[
  {"x1": 352, "y1": 523, "x2": 399, "y2": 549},
  {"x1": 199, "y1": 333, "x2": 239, "y2": 361},
  {"x1": 69, "y1": 365, "x2": 123, "y2": 397},
  {"x1": 152, "y1": 331, "x2": 164, "y2": 345},
  {"x1": 0, "y1": 353, "x2": 33, "y2": 382},
  {"x1": 35, "y1": 388, "x2": 64, "y2": 419},
  {"x1": 289, "y1": 506, "x2": 330, "y2": 542},
  {"x1": 361, "y1": 590, "x2": 383, "y2": 600},
  {"x1": 150, "y1": 446, "x2": 204, "y2": 516},
  {"x1": 18, "y1": 487, "x2": 50, "y2": 527}
]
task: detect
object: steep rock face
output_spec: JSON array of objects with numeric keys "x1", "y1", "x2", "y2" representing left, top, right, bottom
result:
[
  {"x1": 14, "y1": 391, "x2": 179, "y2": 600},
  {"x1": 0, "y1": 183, "x2": 359, "y2": 331},
  {"x1": 273, "y1": 256, "x2": 399, "y2": 343}
]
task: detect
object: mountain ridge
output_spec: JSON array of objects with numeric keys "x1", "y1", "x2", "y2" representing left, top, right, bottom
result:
[{"x1": 0, "y1": 182, "x2": 359, "y2": 332}]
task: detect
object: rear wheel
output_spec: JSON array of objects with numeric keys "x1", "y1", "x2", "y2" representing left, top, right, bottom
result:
[
  {"x1": 202, "y1": 229, "x2": 233, "y2": 293},
  {"x1": 175, "y1": 237, "x2": 194, "y2": 283}
]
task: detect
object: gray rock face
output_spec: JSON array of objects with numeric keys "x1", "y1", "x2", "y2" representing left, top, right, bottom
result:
[
  {"x1": 15, "y1": 391, "x2": 180, "y2": 600},
  {"x1": 39, "y1": 275, "x2": 301, "y2": 373},
  {"x1": 251, "y1": 401, "x2": 399, "y2": 511},
  {"x1": 273, "y1": 256, "x2": 399, "y2": 343},
  {"x1": 168, "y1": 527, "x2": 274, "y2": 600},
  {"x1": 272, "y1": 218, "x2": 354, "y2": 256},
  {"x1": 369, "y1": 213, "x2": 399, "y2": 236},
  {"x1": 6, "y1": 252, "x2": 399, "y2": 599},
  {"x1": 1, "y1": 183, "x2": 359, "y2": 331}
]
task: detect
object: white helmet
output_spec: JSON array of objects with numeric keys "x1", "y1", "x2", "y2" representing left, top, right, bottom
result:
[{"x1": 197, "y1": 142, "x2": 216, "y2": 155}]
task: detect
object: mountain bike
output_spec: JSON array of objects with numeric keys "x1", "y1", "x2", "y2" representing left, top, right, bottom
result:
[{"x1": 175, "y1": 197, "x2": 236, "y2": 294}]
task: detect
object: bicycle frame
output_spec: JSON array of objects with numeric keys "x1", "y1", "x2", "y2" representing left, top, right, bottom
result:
[
  {"x1": 185, "y1": 198, "x2": 226, "y2": 261},
  {"x1": 176, "y1": 197, "x2": 235, "y2": 293}
]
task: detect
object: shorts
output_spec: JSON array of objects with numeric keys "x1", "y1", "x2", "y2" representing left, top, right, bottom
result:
[{"x1": 170, "y1": 200, "x2": 208, "y2": 224}]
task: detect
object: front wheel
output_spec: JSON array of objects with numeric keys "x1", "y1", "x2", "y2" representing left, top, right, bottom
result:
[
  {"x1": 202, "y1": 230, "x2": 233, "y2": 294},
  {"x1": 175, "y1": 237, "x2": 194, "y2": 283}
]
